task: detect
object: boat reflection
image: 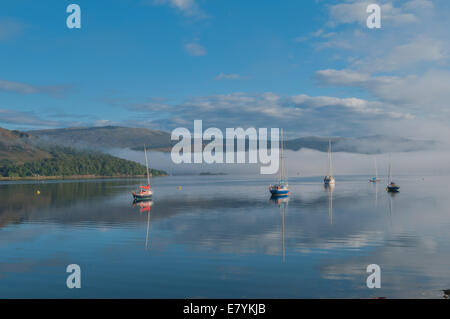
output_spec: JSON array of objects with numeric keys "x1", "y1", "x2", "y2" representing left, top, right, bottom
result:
[
  {"x1": 325, "y1": 184, "x2": 334, "y2": 225},
  {"x1": 132, "y1": 200, "x2": 153, "y2": 249},
  {"x1": 270, "y1": 196, "x2": 288, "y2": 263},
  {"x1": 373, "y1": 180, "x2": 379, "y2": 208},
  {"x1": 388, "y1": 191, "x2": 397, "y2": 225},
  {"x1": 132, "y1": 200, "x2": 153, "y2": 213}
]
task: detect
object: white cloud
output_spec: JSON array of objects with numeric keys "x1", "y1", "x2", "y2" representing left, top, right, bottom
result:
[
  {"x1": 0, "y1": 18, "x2": 25, "y2": 41},
  {"x1": 151, "y1": 0, "x2": 206, "y2": 18},
  {"x1": 215, "y1": 73, "x2": 242, "y2": 80},
  {"x1": 316, "y1": 68, "x2": 450, "y2": 116},
  {"x1": 354, "y1": 36, "x2": 449, "y2": 72},
  {"x1": 0, "y1": 79, "x2": 72, "y2": 97},
  {"x1": 0, "y1": 109, "x2": 60, "y2": 127},
  {"x1": 294, "y1": 29, "x2": 336, "y2": 43},
  {"x1": 290, "y1": 94, "x2": 413, "y2": 119},
  {"x1": 123, "y1": 91, "x2": 415, "y2": 138},
  {"x1": 404, "y1": 0, "x2": 434, "y2": 11},
  {"x1": 93, "y1": 120, "x2": 118, "y2": 127},
  {"x1": 328, "y1": 1, "x2": 419, "y2": 27},
  {"x1": 184, "y1": 42, "x2": 207, "y2": 56},
  {"x1": 0, "y1": 79, "x2": 40, "y2": 94},
  {"x1": 316, "y1": 69, "x2": 372, "y2": 86}
]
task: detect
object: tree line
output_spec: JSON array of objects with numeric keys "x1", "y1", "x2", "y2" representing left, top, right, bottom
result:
[{"x1": 0, "y1": 147, "x2": 166, "y2": 178}]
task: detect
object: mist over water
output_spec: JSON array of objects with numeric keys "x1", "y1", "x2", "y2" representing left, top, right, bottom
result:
[{"x1": 109, "y1": 147, "x2": 450, "y2": 177}]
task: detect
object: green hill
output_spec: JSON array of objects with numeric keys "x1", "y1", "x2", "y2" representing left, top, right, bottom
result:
[
  {"x1": 0, "y1": 127, "x2": 166, "y2": 179},
  {"x1": 0, "y1": 147, "x2": 165, "y2": 178}
]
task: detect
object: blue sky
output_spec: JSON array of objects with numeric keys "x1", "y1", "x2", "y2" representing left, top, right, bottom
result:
[{"x1": 1, "y1": 0, "x2": 449, "y2": 139}]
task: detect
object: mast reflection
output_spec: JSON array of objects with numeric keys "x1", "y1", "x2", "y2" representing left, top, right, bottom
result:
[
  {"x1": 132, "y1": 200, "x2": 153, "y2": 249},
  {"x1": 325, "y1": 184, "x2": 334, "y2": 225},
  {"x1": 270, "y1": 196, "x2": 289, "y2": 263},
  {"x1": 388, "y1": 192, "x2": 397, "y2": 226}
]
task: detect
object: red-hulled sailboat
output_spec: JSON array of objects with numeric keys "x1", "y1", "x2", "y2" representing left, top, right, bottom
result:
[{"x1": 132, "y1": 145, "x2": 153, "y2": 201}]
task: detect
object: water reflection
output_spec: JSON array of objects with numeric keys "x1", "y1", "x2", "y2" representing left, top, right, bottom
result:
[
  {"x1": 325, "y1": 184, "x2": 334, "y2": 225},
  {"x1": 132, "y1": 200, "x2": 153, "y2": 249},
  {"x1": 270, "y1": 196, "x2": 288, "y2": 263},
  {"x1": 387, "y1": 191, "x2": 398, "y2": 226},
  {"x1": 1, "y1": 175, "x2": 450, "y2": 298},
  {"x1": 371, "y1": 180, "x2": 379, "y2": 208}
]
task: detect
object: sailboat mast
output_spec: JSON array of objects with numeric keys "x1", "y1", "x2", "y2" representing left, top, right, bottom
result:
[
  {"x1": 280, "y1": 128, "x2": 284, "y2": 181},
  {"x1": 144, "y1": 145, "x2": 150, "y2": 186},
  {"x1": 388, "y1": 154, "x2": 392, "y2": 183},
  {"x1": 328, "y1": 139, "x2": 332, "y2": 176},
  {"x1": 375, "y1": 157, "x2": 378, "y2": 178}
]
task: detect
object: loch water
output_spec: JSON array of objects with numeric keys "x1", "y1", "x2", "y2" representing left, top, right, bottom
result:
[{"x1": 0, "y1": 175, "x2": 449, "y2": 298}]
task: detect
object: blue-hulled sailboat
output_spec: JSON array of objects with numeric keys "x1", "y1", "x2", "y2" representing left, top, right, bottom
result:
[
  {"x1": 269, "y1": 128, "x2": 290, "y2": 197},
  {"x1": 386, "y1": 155, "x2": 400, "y2": 193}
]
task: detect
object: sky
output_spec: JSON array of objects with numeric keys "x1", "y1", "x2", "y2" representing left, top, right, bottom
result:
[{"x1": 1, "y1": 0, "x2": 450, "y2": 140}]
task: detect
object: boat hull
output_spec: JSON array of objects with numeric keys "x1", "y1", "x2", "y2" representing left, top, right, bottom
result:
[
  {"x1": 386, "y1": 186, "x2": 400, "y2": 193},
  {"x1": 269, "y1": 189, "x2": 290, "y2": 197},
  {"x1": 324, "y1": 174, "x2": 335, "y2": 185},
  {"x1": 133, "y1": 193, "x2": 153, "y2": 201}
]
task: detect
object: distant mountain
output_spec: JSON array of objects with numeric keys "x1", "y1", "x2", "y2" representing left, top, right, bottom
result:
[
  {"x1": 30, "y1": 126, "x2": 173, "y2": 150},
  {"x1": 28, "y1": 125, "x2": 435, "y2": 155},
  {"x1": 0, "y1": 127, "x2": 50, "y2": 163},
  {"x1": 285, "y1": 136, "x2": 345, "y2": 152},
  {"x1": 286, "y1": 135, "x2": 435, "y2": 154}
]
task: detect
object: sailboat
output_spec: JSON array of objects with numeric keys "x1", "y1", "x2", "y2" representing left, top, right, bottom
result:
[
  {"x1": 369, "y1": 158, "x2": 380, "y2": 183},
  {"x1": 324, "y1": 139, "x2": 335, "y2": 186},
  {"x1": 132, "y1": 145, "x2": 153, "y2": 201},
  {"x1": 386, "y1": 155, "x2": 400, "y2": 193},
  {"x1": 269, "y1": 128, "x2": 290, "y2": 197}
]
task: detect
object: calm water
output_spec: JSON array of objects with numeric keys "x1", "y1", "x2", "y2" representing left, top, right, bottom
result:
[{"x1": 0, "y1": 175, "x2": 449, "y2": 298}]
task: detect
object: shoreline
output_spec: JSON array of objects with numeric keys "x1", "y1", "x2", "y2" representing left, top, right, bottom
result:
[{"x1": 0, "y1": 174, "x2": 167, "y2": 182}]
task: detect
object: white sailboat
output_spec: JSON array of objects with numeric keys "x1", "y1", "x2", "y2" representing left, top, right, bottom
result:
[{"x1": 324, "y1": 139, "x2": 335, "y2": 186}]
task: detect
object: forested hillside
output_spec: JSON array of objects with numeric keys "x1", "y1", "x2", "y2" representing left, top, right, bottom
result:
[{"x1": 0, "y1": 147, "x2": 166, "y2": 178}]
